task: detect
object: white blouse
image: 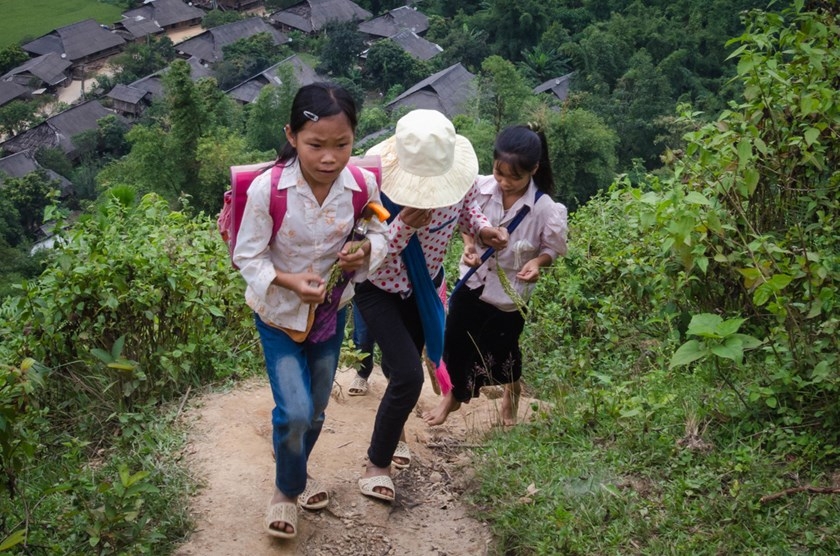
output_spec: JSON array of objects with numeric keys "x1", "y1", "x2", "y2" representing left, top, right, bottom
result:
[
  {"x1": 233, "y1": 159, "x2": 388, "y2": 331},
  {"x1": 461, "y1": 175, "x2": 568, "y2": 312}
]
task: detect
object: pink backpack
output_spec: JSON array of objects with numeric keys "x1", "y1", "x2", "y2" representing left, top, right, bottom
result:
[{"x1": 217, "y1": 156, "x2": 381, "y2": 268}]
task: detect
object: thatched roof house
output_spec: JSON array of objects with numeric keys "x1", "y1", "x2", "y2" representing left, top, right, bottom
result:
[
  {"x1": 226, "y1": 55, "x2": 320, "y2": 104},
  {"x1": 388, "y1": 30, "x2": 441, "y2": 61},
  {"x1": 357, "y1": 6, "x2": 428, "y2": 38},
  {"x1": 0, "y1": 81, "x2": 31, "y2": 108},
  {"x1": 128, "y1": 57, "x2": 214, "y2": 100},
  {"x1": 269, "y1": 0, "x2": 371, "y2": 34},
  {"x1": 386, "y1": 63, "x2": 475, "y2": 119},
  {"x1": 106, "y1": 83, "x2": 151, "y2": 116},
  {"x1": 0, "y1": 100, "x2": 123, "y2": 160},
  {"x1": 22, "y1": 19, "x2": 126, "y2": 65},
  {"x1": 118, "y1": 0, "x2": 205, "y2": 41},
  {"x1": 176, "y1": 18, "x2": 290, "y2": 65},
  {"x1": 2, "y1": 53, "x2": 73, "y2": 90},
  {"x1": 533, "y1": 73, "x2": 575, "y2": 102},
  {"x1": 0, "y1": 150, "x2": 73, "y2": 195}
]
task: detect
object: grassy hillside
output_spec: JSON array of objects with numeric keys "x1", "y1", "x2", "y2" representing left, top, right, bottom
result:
[{"x1": 0, "y1": 0, "x2": 124, "y2": 48}]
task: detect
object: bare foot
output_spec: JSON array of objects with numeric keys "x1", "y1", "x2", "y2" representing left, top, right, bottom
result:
[
  {"x1": 500, "y1": 382, "x2": 521, "y2": 427},
  {"x1": 422, "y1": 392, "x2": 461, "y2": 426},
  {"x1": 363, "y1": 464, "x2": 394, "y2": 498},
  {"x1": 268, "y1": 489, "x2": 296, "y2": 535}
]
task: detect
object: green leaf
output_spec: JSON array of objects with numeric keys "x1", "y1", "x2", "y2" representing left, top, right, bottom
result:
[
  {"x1": 753, "y1": 283, "x2": 772, "y2": 307},
  {"x1": 715, "y1": 317, "x2": 746, "y2": 337},
  {"x1": 743, "y1": 167, "x2": 760, "y2": 196},
  {"x1": 732, "y1": 333, "x2": 763, "y2": 350},
  {"x1": 695, "y1": 256, "x2": 708, "y2": 274},
  {"x1": 91, "y1": 348, "x2": 113, "y2": 363},
  {"x1": 711, "y1": 337, "x2": 744, "y2": 364},
  {"x1": 766, "y1": 274, "x2": 793, "y2": 291},
  {"x1": 0, "y1": 529, "x2": 26, "y2": 551},
  {"x1": 737, "y1": 139, "x2": 752, "y2": 168},
  {"x1": 669, "y1": 340, "x2": 707, "y2": 368},
  {"x1": 803, "y1": 127, "x2": 820, "y2": 146},
  {"x1": 684, "y1": 191, "x2": 711, "y2": 205},
  {"x1": 686, "y1": 314, "x2": 723, "y2": 337},
  {"x1": 112, "y1": 335, "x2": 126, "y2": 359},
  {"x1": 765, "y1": 397, "x2": 777, "y2": 408}
]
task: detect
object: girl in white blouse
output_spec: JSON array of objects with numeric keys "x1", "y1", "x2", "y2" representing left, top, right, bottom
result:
[
  {"x1": 424, "y1": 124, "x2": 568, "y2": 427},
  {"x1": 233, "y1": 83, "x2": 387, "y2": 539}
]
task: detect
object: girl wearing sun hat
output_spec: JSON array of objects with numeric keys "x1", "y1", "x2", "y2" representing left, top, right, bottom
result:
[{"x1": 353, "y1": 109, "x2": 509, "y2": 502}]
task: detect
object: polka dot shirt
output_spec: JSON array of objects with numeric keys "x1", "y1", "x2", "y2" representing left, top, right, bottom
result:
[{"x1": 369, "y1": 183, "x2": 490, "y2": 296}]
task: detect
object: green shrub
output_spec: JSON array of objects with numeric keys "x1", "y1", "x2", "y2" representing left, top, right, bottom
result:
[{"x1": 4, "y1": 193, "x2": 258, "y2": 429}]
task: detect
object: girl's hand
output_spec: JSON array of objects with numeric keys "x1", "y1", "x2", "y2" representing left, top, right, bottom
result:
[
  {"x1": 462, "y1": 243, "x2": 481, "y2": 267},
  {"x1": 401, "y1": 207, "x2": 433, "y2": 228},
  {"x1": 515, "y1": 259, "x2": 541, "y2": 283},
  {"x1": 291, "y1": 273, "x2": 326, "y2": 304},
  {"x1": 337, "y1": 240, "x2": 370, "y2": 272},
  {"x1": 479, "y1": 226, "x2": 509, "y2": 250}
]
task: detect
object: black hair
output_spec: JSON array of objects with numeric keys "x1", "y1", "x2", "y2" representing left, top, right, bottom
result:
[
  {"x1": 493, "y1": 125, "x2": 554, "y2": 195},
  {"x1": 276, "y1": 82, "x2": 359, "y2": 163}
]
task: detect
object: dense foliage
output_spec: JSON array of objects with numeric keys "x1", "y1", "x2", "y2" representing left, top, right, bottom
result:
[
  {"x1": 476, "y1": 4, "x2": 840, "y2": 552},
  {"x1": 0, "y1": 193, "x2": 259, "y2": 553}
]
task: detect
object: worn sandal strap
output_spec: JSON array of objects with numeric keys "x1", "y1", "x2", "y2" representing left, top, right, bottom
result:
[
  {"x1": 299, "y1": 478, "x2": 329, "y2": 510},
  {"x1": 265, "y1": 501, "x2": 297, "y2": 538}
]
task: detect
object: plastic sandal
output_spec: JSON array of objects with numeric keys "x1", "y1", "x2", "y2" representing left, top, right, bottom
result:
[
  {"x1": 265, "y1": 501, "x2": 297, "y2": 539},
  {"x1": 348, "y1": 375, "x2": 368, "y2": 396},
  {"x1": 358, "y1": 474, "x2": 395, "y2": 502},
  {"x1": 392, "y1": 440, "x2": 411, "y2": 469},
  {"x1": 299, "y1": 478, "x2": 329, "y2": 510}
]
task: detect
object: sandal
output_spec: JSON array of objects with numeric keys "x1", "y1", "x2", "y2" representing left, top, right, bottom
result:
[
  {"x1": 299, "y1": 478, "x2": 329, "y2": 510},
  {"x1": 265, "y1": 501, "x2": 297, "y2": 539},
  {"x1": 358, "y1": 474, "x2": 395, "y2": 502},
  {"x1": 348, "y1": 375, "x2": 368, "y2": 396},
  {"x1": 392, "y1": 441, "x2": 411, "y2": 469}
]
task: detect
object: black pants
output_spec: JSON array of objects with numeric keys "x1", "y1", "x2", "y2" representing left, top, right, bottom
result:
[
  {"x1": 354, "y1": 280, "x2": 425, "y2": 468},
  {"x1": 443, "y1": 286, "x2": 525, "y2": 402}
]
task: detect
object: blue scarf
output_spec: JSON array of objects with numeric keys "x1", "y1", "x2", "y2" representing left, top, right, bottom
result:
[{"x1": 381, "y1": 194, "x2": 446, "y2": 365}]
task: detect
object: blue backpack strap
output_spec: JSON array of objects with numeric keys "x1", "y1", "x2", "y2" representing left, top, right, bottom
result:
[{"x1": 450, "y1": 189, "x2": 546, "y2": 296}]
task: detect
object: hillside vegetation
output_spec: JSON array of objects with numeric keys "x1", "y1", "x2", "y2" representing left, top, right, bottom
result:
[{"x1": 1, "y1": 1, "x2": 838, "y2": 554}]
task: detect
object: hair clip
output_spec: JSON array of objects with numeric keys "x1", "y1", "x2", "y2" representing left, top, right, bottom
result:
[
  {"x1": 303, "y1": 110, "x2": 320, "y2": 122},
  {"x1": 526, "y1": 121, "x2": 542, "y2": 133}
]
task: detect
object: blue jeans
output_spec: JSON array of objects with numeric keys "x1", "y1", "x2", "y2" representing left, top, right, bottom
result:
[{"x1": 254, "y1": 308, "x2": 346, "y2": 497}]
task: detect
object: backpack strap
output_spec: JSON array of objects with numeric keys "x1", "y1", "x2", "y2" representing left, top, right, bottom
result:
[
  {"x1": 347, "y1": 164, "x2": 370, "y2": 220},
  {"x1": 269, "y1": 164, "x2": 371, "y2": 243},
  {"x1": 268, "y1": 164, "x2": 286, "y2": 242},
  {"x1": 450, "y1": 190, "x2": 547, "y2": 296}
]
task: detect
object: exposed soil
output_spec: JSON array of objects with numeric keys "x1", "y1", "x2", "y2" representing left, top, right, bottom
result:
[{"x1": 173, "y1": 366, "x2": 543, "y2": 555}]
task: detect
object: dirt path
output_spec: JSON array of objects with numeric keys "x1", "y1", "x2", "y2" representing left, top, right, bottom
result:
[{"x1": 174, "y1": 366, "x2": 541, "y2": 555}]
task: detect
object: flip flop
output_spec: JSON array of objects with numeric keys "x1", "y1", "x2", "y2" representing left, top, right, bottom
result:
[
  {"x1": 265, "y1": 501, "x2": 297, "y2": 539},
  {"x1": 299, "y1": 478, "x2": 329, "y2": 510},
  {"x1": 348, "y1": 375, "x2": 368, "y2": 396},
  {"x1": 392, "y1": 441, "x2": 411, "y2": 469},
  {"x1": 358, "y1": 474, "x2": 395, "y2": 502}
]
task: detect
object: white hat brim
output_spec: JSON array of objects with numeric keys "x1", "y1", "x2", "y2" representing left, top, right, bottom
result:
[{"x1": 366, "y1": 134, "x2": 479, "y2": 209}]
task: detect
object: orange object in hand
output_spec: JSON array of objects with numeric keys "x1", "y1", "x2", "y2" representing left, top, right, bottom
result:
[{"x1": 365, "y1": 202, "x2": 390, "y2": 222}]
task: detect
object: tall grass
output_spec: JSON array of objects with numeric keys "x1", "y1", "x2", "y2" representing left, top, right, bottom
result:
[{"x1": 0, "y1": 0, "x2": 123, "y2": 48}]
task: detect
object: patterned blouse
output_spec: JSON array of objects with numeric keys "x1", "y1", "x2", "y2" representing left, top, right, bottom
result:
[
  {"x1": 234, "y1": 159, "x2": 388, "y2": 331},
  {"x1": 368, "y1": 183, "x2": 491, "y2": 296}
]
